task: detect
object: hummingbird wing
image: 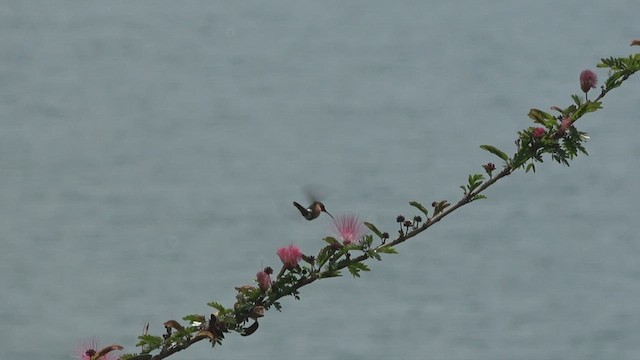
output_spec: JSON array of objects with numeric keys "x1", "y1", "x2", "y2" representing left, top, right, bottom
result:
[{"x1": 303, "y1": 186, "x2": 322, "y2": 203}]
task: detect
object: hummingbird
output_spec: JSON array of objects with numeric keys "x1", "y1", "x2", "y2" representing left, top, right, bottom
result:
[{"x1": 293, "y1": 201, "x2": 334, "y2": 221}]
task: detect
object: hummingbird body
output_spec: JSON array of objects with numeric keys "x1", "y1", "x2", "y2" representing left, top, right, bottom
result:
[{"x1": 293, "y1": 201, "x2": 333, "y2": 220}]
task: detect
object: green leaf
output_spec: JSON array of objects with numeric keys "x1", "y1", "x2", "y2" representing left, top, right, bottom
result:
[
  {"x1": 320, "y1": 270, "x2": 342, "y2": 278},
  {"x1": 207, "y1": 302, "x2": 229, "y2": 314},
  {"x1": 362, "y1": 234, "x2": 374, "y2": 248},
  {"x1": 136, "y1": 335, "x2": 163, "y2": 348},
  {"x1": 468, "y1": 173, "x2": 484, "y2": 190},
  {"x1": 347, "y1": 262, "x2": 370, "y2": 278},
  {"x1": 316, "y1": 246, "x2": 333, "y2": 267},
  {"x1": 323, "y1": 237, "x2": 340, "y2": 246},
  {"x1": 408, "y1": 201, "x2": 429, "y2": 217},
  {"x1": 366, "y1": 249, "x2": 382, "y2": 261},
  {"x1": 183, "y1": 314, "x2": 205, "y2": 324},
  {"x1": 479, "y1": 145, "x2": 509, "y2": 162},
  {"x1": 571, "y1": 94, "x2": 583, "y2": 106},
  {"x1": 363, "y1": 222, "x2": 384, "y2": 239},
  {"x1": 527, "y1": 108, "x2": 556, "y2": 126},
  {"x1": 525, "y1": 163, "x2": 536, "y2": 173},
  {"x1": 377, "y1": 246, "x2": 398, "y2": 254}
]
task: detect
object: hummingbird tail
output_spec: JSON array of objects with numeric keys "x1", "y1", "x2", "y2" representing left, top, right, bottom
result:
[{"x1": 293, "y1": 201, "x2": 308, "y2": 216}]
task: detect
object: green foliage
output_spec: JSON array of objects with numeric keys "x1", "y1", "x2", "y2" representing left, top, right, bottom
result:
[
  {"x1": 460, "y1": 174, "x2": 485, "y2": 196},
  {"x1": 323, "y1": 236, "x2": 340, "y2": 246},
  {"x1": 183, "y1": 314, "x2": 204, "y2": 324},
  {"x1": 364, "y1": 222, "x2": 385, "y2": 239},
  {"x1": 597, "y1": 54, "x2": 640, "y2": 92},
  {"x1": 136, "y1": 334, "x2": 163, "y2": 350},
  {"x1": 207, "y1": 302, "x2": 232, "y2": 316},
  {"x1": 320, "y1": 269, "x2": 342, "y2": 278},
  {"x1": 377, "y1": 246, "x2": 398, "y2": 254},
  {"x1": 479, "y1": 144, "x2": 509, "y2": 162},
  {"x1": 316, "y1": 246, "x2": 334, "y2": 268},
  {"x1": 527, "y1": 108, "x2": 557, "y2": 127},
  {"x1": 347, "y1": 262, "x2": 370, "y2": 278},
  {"x1": 573, "y1": 100, "x2": 602, "y2": 120},
  {"x1": 408, "y1": 201, "x2": 430, "y2": 218}
]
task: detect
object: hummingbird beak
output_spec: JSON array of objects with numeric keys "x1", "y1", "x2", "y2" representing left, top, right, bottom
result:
[{"x1": 324, "y1": 210, "x2": 334, "y2": 219}]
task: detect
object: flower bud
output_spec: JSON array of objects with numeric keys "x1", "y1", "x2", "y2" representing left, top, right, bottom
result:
[
  {"x1": 256, "y1": 269, "x2": 271, "y2": 292},
  {"x1": 532, "y1": 127, "x2": 546, "y2": 138},
  {"x1": 579, "y1": 69, "x2": 597, "y2": 94}
]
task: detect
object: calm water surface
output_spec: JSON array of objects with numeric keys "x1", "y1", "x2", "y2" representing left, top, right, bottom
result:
[{"x1": 1, "y1": 1, "x2": 640, "y2": 359}]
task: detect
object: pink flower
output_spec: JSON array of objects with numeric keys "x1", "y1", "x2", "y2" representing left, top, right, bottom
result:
[
  {"x1": 74, "y1": 338, "x2": 120, "y2": 360},
  {"x1": 256, "y1": 268, "x2": 272, "y2": 292},
  {"x1": 559, "y1": 116, "x2": 572, "y2": 135},
  {"x1": 532, "y1": 127, "x2": 546, "y2": 138},
  {"x1": 331, "y1": 213, "x2": 368, "y2": 245},
  {"x1": 277, "y1": 244, "x2": 302, "y2": 269},
  {"x1": 579, "y1": 69, "x2": 597, "y2": 94}
]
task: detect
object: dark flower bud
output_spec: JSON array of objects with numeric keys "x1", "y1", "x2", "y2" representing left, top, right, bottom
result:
[{"x1": 579, "y1": 69, "x2": 597, "y2": 94}]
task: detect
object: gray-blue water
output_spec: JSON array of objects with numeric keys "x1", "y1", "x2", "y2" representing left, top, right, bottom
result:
[{"x1": 2, "y1": 1, "x2": 640, "y2": 359}]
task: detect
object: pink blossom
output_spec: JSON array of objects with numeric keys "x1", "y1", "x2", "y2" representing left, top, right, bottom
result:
[
  {"x1": 277, "y1": 244, "x2": 302, "y2": 269},
  {"x1": 559, "y1": 116, "x2": 572, "y2": 135},
  {"x1": 256, "y1": 268, "x2": 272, "y2": 292},
  {"x1": 532, "y1": 127, "x2": 546, "y2": 138},
  {"x1": 579, "y1": 69, "x2": 597, "y2": 93},
  {"x1": 74, "y1": 338, "x2": 119, "y2": 360},
  {"x1": 331, "y1": 213, "x2": 368, "y2": 245}
]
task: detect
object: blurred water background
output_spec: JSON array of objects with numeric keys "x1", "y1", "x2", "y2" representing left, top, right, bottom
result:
[{"x1": 2, "y1": 1, "x2": 640, "y2": 359}]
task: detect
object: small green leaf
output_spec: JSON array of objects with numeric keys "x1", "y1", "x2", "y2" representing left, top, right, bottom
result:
[
  {"x1": 377, "y1": 246, "x2": 398, "y2": 254},
  {"x1": 571, "y1": 94, "x2": 583, "y2": 106},
  {"x1": 527, "y1": 108, "x2": 555, "y2": 125},
  {"x1": 183, "y1": 314, "x2": 205, "y2": 323},
  {"x1": 525, "y1": 163, "x2": 536, "y2": 173},
  {"x1": 320, "y1": 270, "x2": 342, "y2": 278},
  {"x1": 363, "y1": 234, "x2": 374, "y2": 247},
  {"x1": 347, "y1": 262, "x2": 370, "y2": 278},
  {"x1": 468, "y1": 174, "x2": 484, "y2": 190},
  {"x1": 363, "y1": 222, "x2": 384, "y2": 239},
  {"x1": 136, "y1": 335, "x2": 163, "y2": 348},
  {"x1": 409, "y1": 201, "x2": 429, "y2": 217},
  {"x1": 316, "y1": 246, "x2": 333, "y2": 267},
  {"x1": 479, "y1": 145, "x2": 509, "y2": 162},
  {"x1": 207, "y1": 302, "x2": 229, "y2": 314},
  {"x1": 323, "y1": 237, "x2": 340, "y2": 245},
  {"x1": 366, "y1": 249, "x2": 382, "y2": 261}
]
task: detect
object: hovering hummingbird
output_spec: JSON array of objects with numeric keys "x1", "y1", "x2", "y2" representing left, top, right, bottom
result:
[{"x1": 293, "y1": 201, "x2": 334, "y2": 221}]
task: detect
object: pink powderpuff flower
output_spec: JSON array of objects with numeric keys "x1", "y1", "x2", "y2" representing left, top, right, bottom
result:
[
  {"x1": 256, "y1": 268, "x2": 272, "y2": 292},
  {"x1": 277, "y1": 244, "x2": 302, "y2": 269},
  {"x1": 579, "y1": 69, "x2": 597, "y2": 94},
  {"x1": 74, "y1": 338, "x2": 120, "y2": 360},
  {"x1": 331, "y1": 213, "x2": 368, "y2": 245},
  {"x1": 559, "y1": 116, "x2": 572, "y2": 135},
  {"x1": 532, "y1": 127, "x2": 546, "y2": 138}
]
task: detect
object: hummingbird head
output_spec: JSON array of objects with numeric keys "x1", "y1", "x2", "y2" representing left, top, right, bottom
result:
[{"x1": 317, "y1": 202, "x2": 334, "y2": 219}]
